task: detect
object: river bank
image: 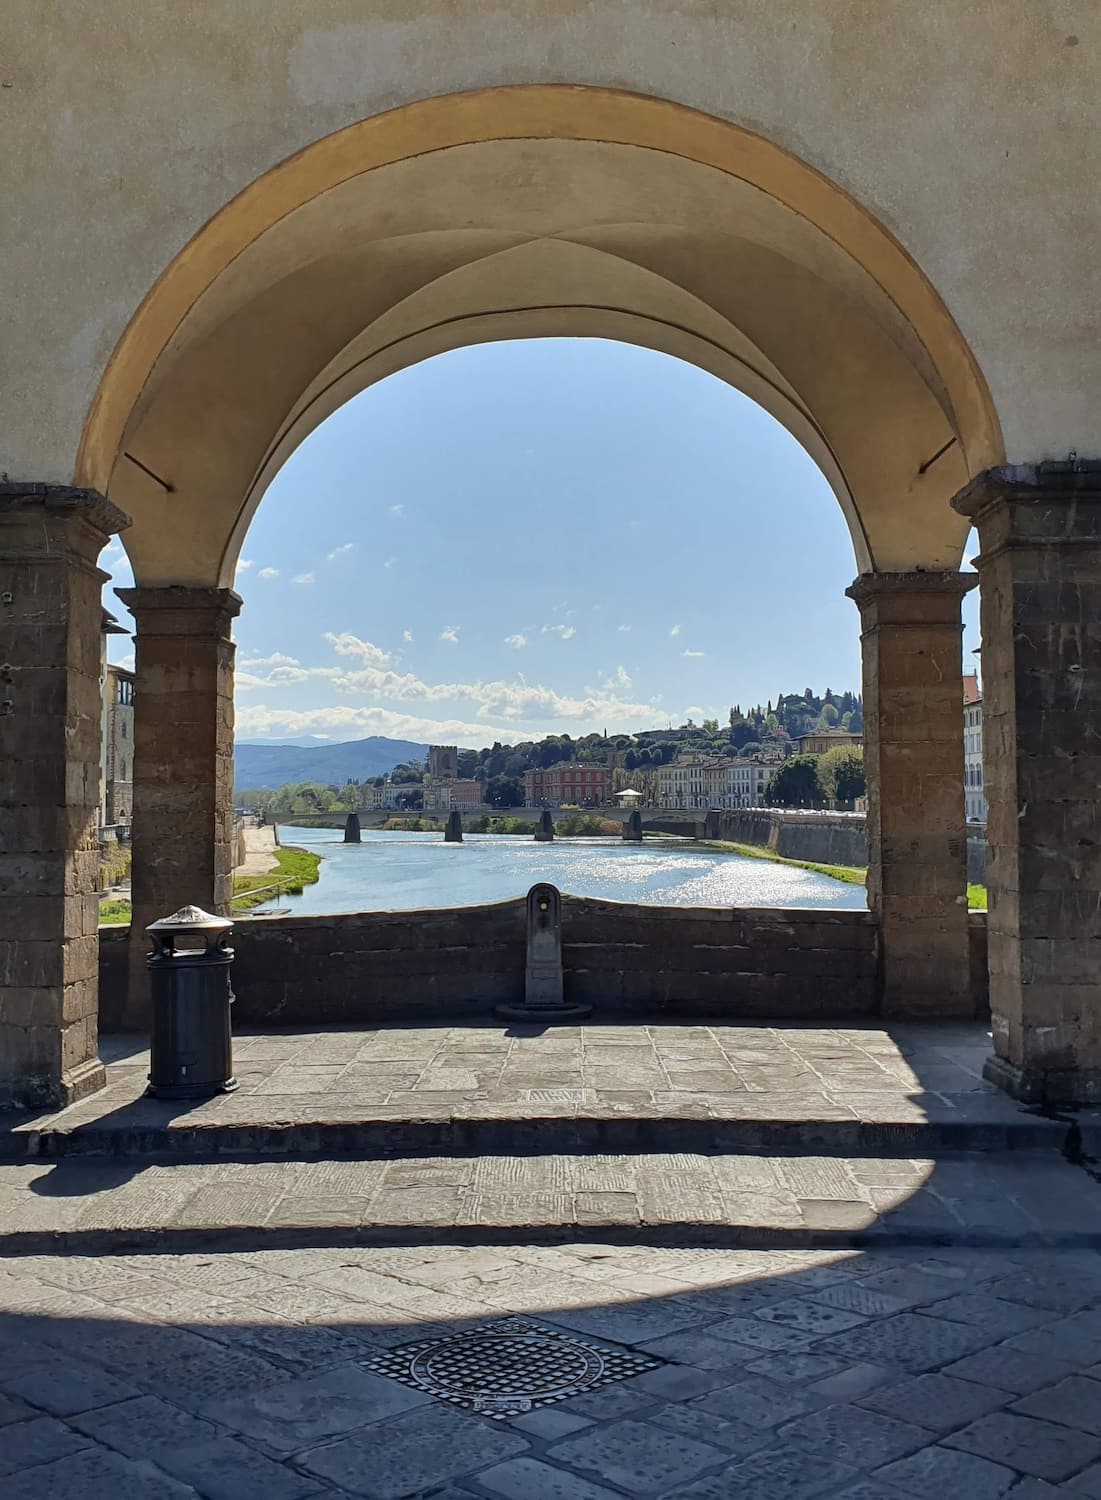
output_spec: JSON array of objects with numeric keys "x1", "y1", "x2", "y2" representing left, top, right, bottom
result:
[
  {"x1": 98, "y1": 843, "x2": 323, "y2": 924},
  {"x1": 698, "y1": 836, "x2": 988, "y2": 909}
]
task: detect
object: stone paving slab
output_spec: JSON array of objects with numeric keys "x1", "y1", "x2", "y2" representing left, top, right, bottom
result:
[
  {"x1": 1, "y1": 1240, "x2": 1100, "y2": 1497},
  {"x1": 2, "y1": 1023, "x2": 1085, "y2": 1161},
  {"x1": 0, "y1": 1148, "x2": 1099, "y2": 1257}
]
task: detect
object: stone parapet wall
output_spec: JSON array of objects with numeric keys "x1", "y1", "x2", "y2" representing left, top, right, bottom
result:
[
  {"x1": 99, "y1": 899, "x2": 989, "y2": 1026},
  {"x1": 562, "y1": 899, "x2": 878, "y2": 1017}
]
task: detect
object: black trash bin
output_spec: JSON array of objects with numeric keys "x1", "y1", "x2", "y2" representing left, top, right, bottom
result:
[{"x1": 146, "y1": 905, "x2": 239, "y2": 1099}]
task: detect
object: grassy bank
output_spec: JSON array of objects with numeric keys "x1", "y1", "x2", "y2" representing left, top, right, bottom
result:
[
  {"x1": 704, "y1": 838, "x2": 990, "y2": 910},
  {"x1": 230, "y1": 845, "x2": 323, "y2": 912},
  {"x1": 98, "y1": 899, "x2": 133, "y2": 925},
  {"x1": 704, "y1": 839, "x2": 867, "y2": 886},
  {"x1": 97, "y1": 845, "x2": 323, "y2": 924}
]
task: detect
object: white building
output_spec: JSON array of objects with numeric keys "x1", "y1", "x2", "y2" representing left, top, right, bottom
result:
[
  {"x1": 362, "y1": 783, "x2": 404, "y2": 810},
  {"x1": 715, "y1": 760, "x2": 771, "y2": 808},
  {"x1": 656, "y1": 757, "x2": 717, "y2": 809},
  {"x1": 964, "y1": 672, "x2": 986, "y2": 822},
  {"x1": 657, "y1": 756, "x2": 770, "y2": 810}
]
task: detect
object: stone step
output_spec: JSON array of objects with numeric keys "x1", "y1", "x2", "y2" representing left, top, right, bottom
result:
[
  {"x1": 0, "y1": 1102, "x2": 1075, "y2": 1163},
  {"x1": 2, "y1": 1150, "x2": 1099, "y2": 1258}
]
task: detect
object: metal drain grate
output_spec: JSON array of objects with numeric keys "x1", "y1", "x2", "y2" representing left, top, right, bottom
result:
[{"x1": 365, "y1": 1316, "x2": 659, "y2": 1418}]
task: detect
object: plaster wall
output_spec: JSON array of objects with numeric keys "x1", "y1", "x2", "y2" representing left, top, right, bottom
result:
[{"x1": 3, "y1": 1, "x2": 1096, "y2": 495}]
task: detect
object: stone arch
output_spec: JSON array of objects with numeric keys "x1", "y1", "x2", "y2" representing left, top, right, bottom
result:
[{"x1": 76, "y1": 86, "x2": 1002, "y2": 586}]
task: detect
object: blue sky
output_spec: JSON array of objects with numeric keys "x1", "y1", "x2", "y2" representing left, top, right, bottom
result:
[{"x1": 102, "y1": 338, "x2": 979, "y2": 747}]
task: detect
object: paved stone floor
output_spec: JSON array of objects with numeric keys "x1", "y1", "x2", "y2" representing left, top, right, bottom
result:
[
  {"x1": 7, "y1": 1024, "x2": 1087, "y2": 1158},
  {"x1": 4, "y1": 1023, "x2": 1101, "y2": 1494},
  {"x1": 2, "y1": 1240, "x2": 1101, "y2": 1497},
  {"x1": 2, "y1": 1150, "x2": 1099, "y2": 1249}
]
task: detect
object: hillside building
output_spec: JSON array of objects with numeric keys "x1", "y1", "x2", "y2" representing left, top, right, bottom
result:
[
  {"x1": 793, "y1": 730, "x2": 863, "y2": 756},
  {"x1": 524, "y1": 764, "x2": 610, "y2": 807}
]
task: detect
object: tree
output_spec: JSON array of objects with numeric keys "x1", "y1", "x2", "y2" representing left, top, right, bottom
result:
[
  {"x1": 766, "y1": 755, "x2": 823, "y2": 807},
  {"x1": 818, "y1": 744, "x2": 865, "y2": 803},
  {"x1": 702, "y1": 718, "x2": 719, "y2": 733},
  {"x1": 817, "y1": 703, "x2": 840, "y2": 729},
  {"x1": 485, "y1": 775, "x2": 524, "y2": 808}
]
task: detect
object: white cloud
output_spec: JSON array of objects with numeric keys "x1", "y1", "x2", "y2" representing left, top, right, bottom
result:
[
  {"x1": 617, "y1": 624, "x2": 632, "y2": 633},
  {"x1": 292, "y1": 571, "x2": 316, "y2": 585},
  {"x1": 504, "y1": 633, "x2": 528, "y2": 649},
  {"x1": 327, "y1": 543, "x2": 355, "y2": 560},
  {"x1": 684, "y1": 705, "x2": 706, "y2": 717},
  {"x1": 235, "y1": 703, "x2": 513, "y2": 745},
  {"x1": 388, "y1": 504, "x2": 404, "y2": 517},
  {"x1": 237, "y1": 651, "x2": 310, "y2": 687},
  {"x1": 240, "y1": 652, "x2": 301, "y2": 670},
  {"x1": 670, "y1": 624, "x2": 682, "y2": 638},
  {"x1": 233, "y1": 633, "x2": 663, "y2": 731},
  {"x1": 236, "y1": 667, "x2": 310, "y2": 689},
  {"x1": 383, "y1": 556, "x2": 397, "y2": 569},
  {"x1": 600, "y1": 665, "x2": 633, "y2": 692},
  {"x1": 258, "y1": 567, "x2": 280, "y2": 579},
  {"x1": 109, "y1": 650, "x2": 135, "y2": 672},
  {"x1": 402, "y1": 629, "x2": 414, "y2": 643},
  {"x1": 323, "y1": 632, "x2": 392, "y2": 667},
  {"x1": 236, "y1": 558, "x2": 254, "y2": 571},
  {"x1": 542, "y1": 624, "x2": 576, "y2": 640},
  {"x1": 440, "y1": 626, "x2": 460, "y2": 644},
  {"x1": 680, "y1": 649, "x2": 706, "y2": 658}
]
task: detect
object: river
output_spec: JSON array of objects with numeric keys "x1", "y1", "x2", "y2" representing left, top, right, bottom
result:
[{"x1": 264, "y1": 827, "x2": 866, "y2": 915}]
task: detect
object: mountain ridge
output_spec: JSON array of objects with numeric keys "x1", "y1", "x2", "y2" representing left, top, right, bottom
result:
[{"x1": 234, "y1": 735, "x2": 428, "y2": 789}]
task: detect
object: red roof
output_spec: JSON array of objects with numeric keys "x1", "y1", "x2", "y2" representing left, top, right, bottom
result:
[{"x1": 963, "y1": 672, "x2": 981, "y2": 705}]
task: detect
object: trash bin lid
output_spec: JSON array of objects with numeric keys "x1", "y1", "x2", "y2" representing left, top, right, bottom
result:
[{"x1": 146, "y1": 904, "x2": 233, "y2": 935}]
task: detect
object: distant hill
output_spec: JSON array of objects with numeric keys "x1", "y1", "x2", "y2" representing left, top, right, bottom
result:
[{"x1": 234, "y1": 736, "x2": 428, "y2": 790}]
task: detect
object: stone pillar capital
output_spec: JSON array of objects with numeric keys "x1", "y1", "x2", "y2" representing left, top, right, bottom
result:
[
  {"x1": 846, "y1": 570, "x2": 977, "y2": 628},
  {"x1": 0, "y1": 482, "x2": 130, "y2": 562},
  {"x1": 116, "y1": 585, "x2": 242, "y2": 638},
  {"x1": 952, "y1": 461, "x2": 1101, "y2": 560},
  {"x1": 952, "y1": 459, "x2": 1101, "y2": 515}
]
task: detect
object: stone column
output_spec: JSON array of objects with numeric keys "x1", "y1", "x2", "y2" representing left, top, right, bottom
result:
[
  {"x1": 116, "y1": 586, "x2": 241, "y2": 1028},
  {"x1": 953, "y1": 461, "x2": 1101, "y2": 1104},
  {"x1": 0, "y1": 484, "x2": 129, "y2": 1109},
  {"x1": 847, "y1": 571, "x2": 976, "y2": 1018}
]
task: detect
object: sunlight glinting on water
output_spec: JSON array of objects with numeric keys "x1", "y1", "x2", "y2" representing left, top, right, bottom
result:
[{"x1": 265, "y1": 829, "x2": 867, "y2": 915}]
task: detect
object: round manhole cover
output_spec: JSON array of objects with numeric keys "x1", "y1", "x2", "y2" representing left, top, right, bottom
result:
[
  {"x1": 410, "y1": 1327, "x2": 605, "y2": 1406},
  {"x1": 368, "y1": 1316, "x2": 659, "y2": 1417}
]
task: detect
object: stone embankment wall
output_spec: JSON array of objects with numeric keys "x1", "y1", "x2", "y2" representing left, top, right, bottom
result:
[
  {"x1": 98, "y1": 900, "x2": 990, "y2": 1026},
  {"x1": 715, "y1": 809, "x2": 988, "y2": 886},
  {"x1": 714, "y1": 810, "x2": 869, "y2": 868}
]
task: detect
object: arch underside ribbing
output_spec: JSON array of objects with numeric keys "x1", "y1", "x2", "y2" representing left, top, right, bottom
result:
[{"x1": 80, "y1": 88, "x2": 1002, "y2": 584}]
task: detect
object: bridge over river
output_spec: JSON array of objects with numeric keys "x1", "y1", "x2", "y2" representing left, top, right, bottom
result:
[{"x1": 266, "y1": 805, "x2": 703, "y2": 834}]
